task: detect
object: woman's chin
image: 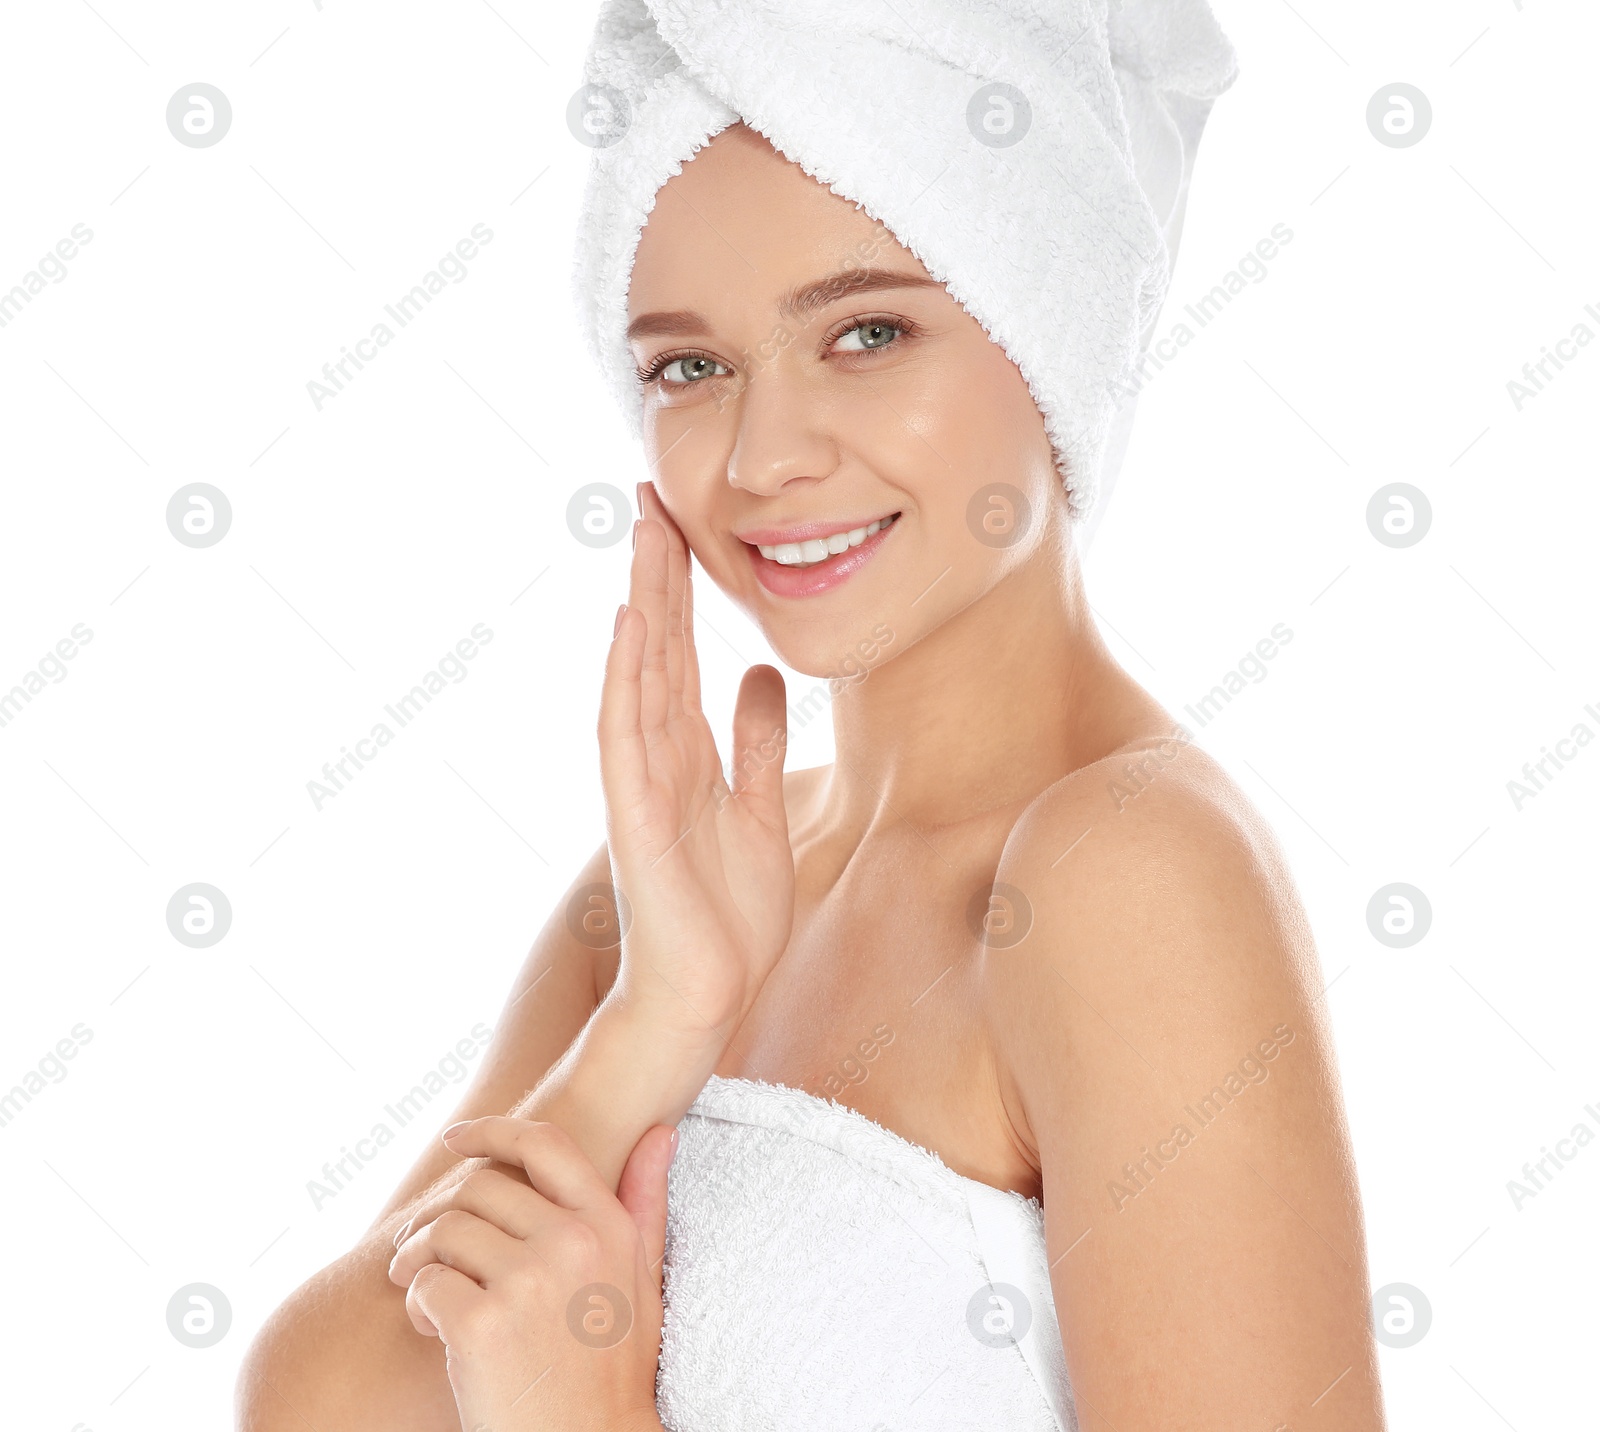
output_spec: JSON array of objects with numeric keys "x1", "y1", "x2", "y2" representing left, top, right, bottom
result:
[
  {"x1": 752, "y1": 625, "x2": 905, "y2": 691},
  {"x1": 758, "y1": 643, "x2": 842, "y2": 684}
]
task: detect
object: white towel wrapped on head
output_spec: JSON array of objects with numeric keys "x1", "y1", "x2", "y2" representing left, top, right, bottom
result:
[{"x1": 570, "y1": 0, "x2": 1237, "y2": 543}]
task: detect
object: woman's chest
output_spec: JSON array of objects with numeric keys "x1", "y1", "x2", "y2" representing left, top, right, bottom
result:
[{"x1": 710, "y1": 826, "x2": 1042, "y2": 1199}]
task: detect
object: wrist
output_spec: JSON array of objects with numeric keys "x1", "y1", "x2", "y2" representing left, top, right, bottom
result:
[
  {"x1": 581, "y1": 992, "x2": 732, "y2": 1107},
  {"x1": 520, "y1": 995, "x2": 723, "y2": 1189},
  {"x1": 597, "y1": 980, "x2": 741, "y2": 1058}
]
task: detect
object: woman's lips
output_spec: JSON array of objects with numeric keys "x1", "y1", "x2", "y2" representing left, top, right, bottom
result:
[{"x1": 745, "y1": 514, "x2": 900, "y2": 598}]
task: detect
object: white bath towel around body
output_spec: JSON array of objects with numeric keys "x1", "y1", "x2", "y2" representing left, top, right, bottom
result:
[{"x1": 658, "y1": 1075, "x2": 1077, "y2": 1430}]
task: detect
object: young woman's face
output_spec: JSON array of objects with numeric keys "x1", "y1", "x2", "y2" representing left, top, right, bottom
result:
[{"x1": 626, "y1": 123, "x2": 1066, "y2": 681}]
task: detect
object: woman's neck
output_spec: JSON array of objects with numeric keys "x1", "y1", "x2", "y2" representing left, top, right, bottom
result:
[{"x1": 818, "y1": 528, "x2": 1167, "y2": 838}]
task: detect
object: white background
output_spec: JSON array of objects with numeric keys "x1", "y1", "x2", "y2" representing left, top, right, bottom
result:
[{"x1": 1, "y1": 1, "x2": 1594, "y2": 1428}]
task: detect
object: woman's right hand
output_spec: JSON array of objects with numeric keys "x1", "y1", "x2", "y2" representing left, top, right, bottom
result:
[{"x1": 596, "y1": 480, "x2": 795, "y2": 1049}]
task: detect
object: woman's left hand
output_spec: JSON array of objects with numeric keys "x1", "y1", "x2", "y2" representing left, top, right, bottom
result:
[{"x1": 388, "y1": 1115, "x2": 675, "y2": 1432}]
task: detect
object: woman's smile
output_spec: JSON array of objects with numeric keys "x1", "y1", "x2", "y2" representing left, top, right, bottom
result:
[{"x1": 738, "y1": 510, "x2": 902, "y2": 598}]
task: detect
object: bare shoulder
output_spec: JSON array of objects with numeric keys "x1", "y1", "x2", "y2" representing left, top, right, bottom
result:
[
  {"x1": 978, "y1": 734, "x2": 1383, "y2": 1425},
  {"x1": 982, "y1": 732, "x2": 1328, "y2": 1154}
]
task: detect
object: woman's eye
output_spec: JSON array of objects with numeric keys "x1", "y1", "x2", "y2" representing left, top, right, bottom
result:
[
  {"x1": 835, "y1": 322, "x2": 902, "y2": 353},
  {"x1": 659, "y1": 356, "x2": 728, "y2": 385},
  {"x1": 645, "y1": 320, "x2": 906, "y2": 390}
]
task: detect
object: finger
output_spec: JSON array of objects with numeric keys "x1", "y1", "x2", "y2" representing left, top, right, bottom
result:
[
  {"x1": 389, "y1": 1148, "x2": 538, "y2": 1251},
  {"x1": 664, "y1": 511, "x2": 687, "y2": 725},
  {"x1": 451, "y1": 1164, "x2": 553, "y2": 1240},
  {"x1": 640, "y1": 483, "x2": 688, "y2": 723},
  {"x1": 616, "y1": 1124, "x2": 676, "y2": 1292},
  {"x1": 390, "y1": 1164, "x2": 553, "y2": 1267},
  {"x1": 599, "y1": 593, "x2": 649, "y2": 813},
  {"x1": 681, "y1": 553, "x2": 704, "y2": 715},
  {"x1": 729, "y1": 664, "x2": 789, "y2": 815},
  {"x1": 389, "y1": 1207, "x2": 536, "y2": 1290},
  {"x1": 406, "y1": 1261, "x2": 481, "y2": 1342},
  {"x1": 443, "y1": 1117, "x2": 613, "y2": 1214},
  {"x1": 634, "y1": 517, "x2": 670, "y2": 737}
]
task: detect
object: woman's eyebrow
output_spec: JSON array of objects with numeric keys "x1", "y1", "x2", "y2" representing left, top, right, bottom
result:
[{"x1": 626, "y1": 267, "x2": 942, "y2": 341}]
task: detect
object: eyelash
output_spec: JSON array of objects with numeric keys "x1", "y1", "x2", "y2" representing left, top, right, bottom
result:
[{"x1": 634, "y1": 313, "x2": 920, "y2": 389}]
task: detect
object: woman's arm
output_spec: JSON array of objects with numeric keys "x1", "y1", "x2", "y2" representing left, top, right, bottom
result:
[
  {"x1": 981, "y1": 747, "x2": 1386, "y2": 1432},
  {"x1": 235, "y1": 834, "x2": 757, "y2": 1432},
  {"x1": 239, "y1": 497, "x2": 795, "y2": 1431},
  {"x1": 375, "y1": 839, "x2": 623, "y2": 1228},
  {"x1": 235, "y1": 839, "x2": 633, "y2": 1431}
]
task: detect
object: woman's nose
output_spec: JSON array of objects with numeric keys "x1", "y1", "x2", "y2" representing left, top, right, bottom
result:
[{"x1": 722, "y1": 365, "x2": 840, "y2": 498}]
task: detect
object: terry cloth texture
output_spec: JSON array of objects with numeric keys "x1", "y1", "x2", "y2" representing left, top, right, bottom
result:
[
  {"x1": 570, "y1": 0, "x2": 1238, "y2": 540},
  {"x1": 656, "y1": 1074, "x2": 1078, "y2": 1431}
]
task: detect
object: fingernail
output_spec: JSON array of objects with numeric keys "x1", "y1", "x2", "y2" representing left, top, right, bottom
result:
[
  {"x1": 441, "y1": 1120, "x2": 471, "y2": 1143},
  {"x1": 631, "y1": 518, "x2": 641, "y2": 550},
  {"x1": 392, "y1": 1215, "x2": 414, "y2": 1249},
  {"x1": 669, "y1": 1127, "x2": 681, "y2": 1164},
  {"x1": 614, "y1": 603, "x2": 627, "y2": 638},
  {"x1": 636, "y1": 481, "x2": 647, "y2": 510}
]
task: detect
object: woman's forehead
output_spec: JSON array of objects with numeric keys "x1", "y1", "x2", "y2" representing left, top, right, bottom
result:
[
  {"x1": 629, "y1": 134, "x2": 927, "y2": 318},
  {"x1": 624, "y1": 188, "x2": 928, "y2": 331}
]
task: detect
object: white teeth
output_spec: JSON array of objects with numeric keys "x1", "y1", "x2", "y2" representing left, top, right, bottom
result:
[{"x1": 758, "y1": 515, "x2": 895, "y2": 566}]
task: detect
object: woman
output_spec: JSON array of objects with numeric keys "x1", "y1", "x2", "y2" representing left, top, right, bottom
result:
[{"x1": 239, "y1": 3, "x2": 1386, "y2": 1429}]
